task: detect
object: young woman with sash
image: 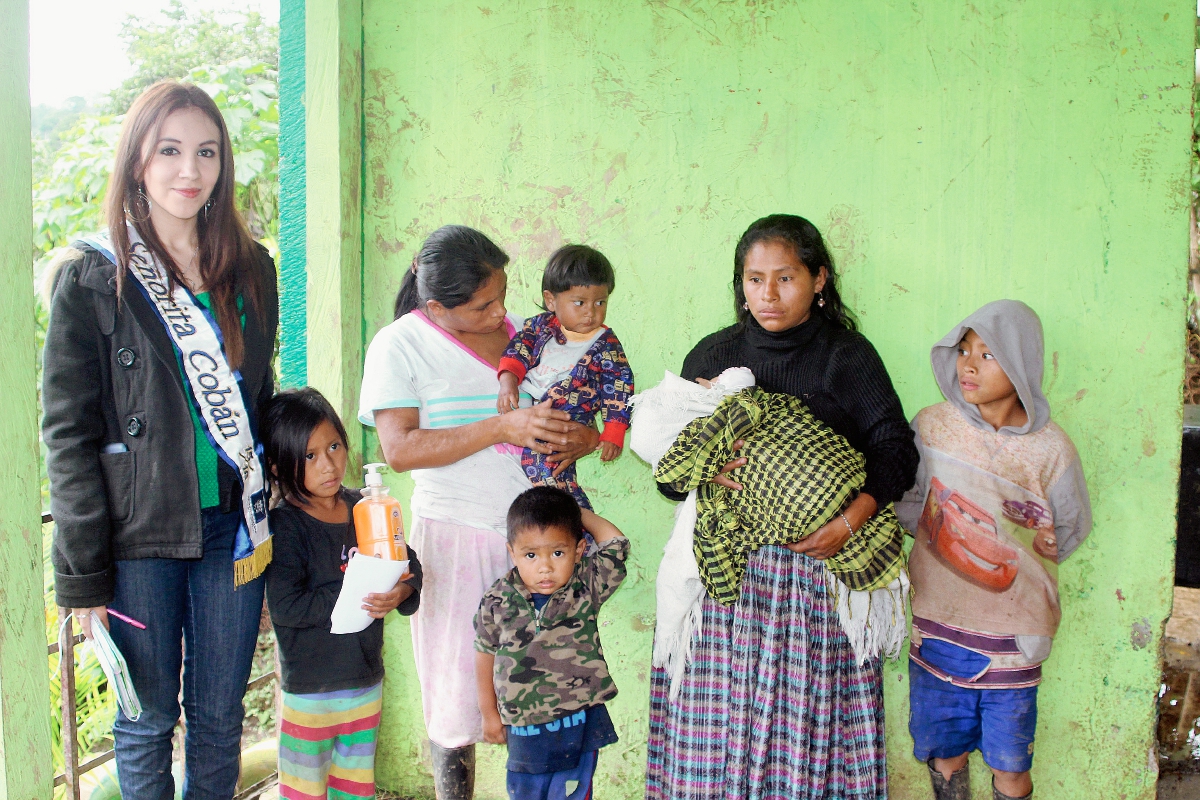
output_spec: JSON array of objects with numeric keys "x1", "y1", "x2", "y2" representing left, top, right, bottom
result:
[
  {"x1": 644, "y1": 215, "x2": 919, "y2": 800},
  {"x1": 43, "y1": 81, "x2": 277, "y2": 800},
  {"x1": 358, "y1": 225, "x2": 600, "y2": 800}
]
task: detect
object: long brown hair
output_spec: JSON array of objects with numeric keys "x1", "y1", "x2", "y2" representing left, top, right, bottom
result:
[{"x1": 104, "y1": 81, "x2": 262, "y2": 367}]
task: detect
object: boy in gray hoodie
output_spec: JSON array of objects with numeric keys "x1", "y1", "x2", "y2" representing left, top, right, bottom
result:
[{"x1": 897, "y1": 300, "x2": 1091, "y2": 800}]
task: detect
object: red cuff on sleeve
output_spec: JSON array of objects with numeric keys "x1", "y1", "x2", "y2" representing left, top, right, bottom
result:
[
  {"x1": 599, "y1": 421, "x2": 628, "y2": 448},
  {"x1": 497, "y1": 356, "x2": 528, "y2": 382}
]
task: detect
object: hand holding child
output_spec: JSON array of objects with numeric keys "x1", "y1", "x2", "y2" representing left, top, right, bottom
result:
[
  {"x1": 497, "y1": 371, "x2": 521, "y2": 414},
  {"x1": 545, "y1": 423, "x2": 601, "y2": 476},
  {"x1": 787, "y1": 493, "x2": 877, "y2": 560},
  {"x1": 362, "y1": 571, "x2": 416, "y2": 619},
  {"x1": 693, "y1": 379, "x2": 748, "y2": 489}
]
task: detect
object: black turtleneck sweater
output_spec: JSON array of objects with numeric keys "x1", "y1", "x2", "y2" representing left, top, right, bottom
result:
[{"x1": 659, "y1": 314, "x2": 919, "y2": 506}]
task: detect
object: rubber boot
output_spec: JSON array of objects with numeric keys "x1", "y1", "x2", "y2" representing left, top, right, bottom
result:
[
  {"x1": 992, "y1": 777, "x2": 1032, "y2": 800},
  {"x1": 430, "y1": 741, "x2": 475, "y2": 800},
  {"x1": 928, "y1": 759, "x2": 970, "y2": 800}
]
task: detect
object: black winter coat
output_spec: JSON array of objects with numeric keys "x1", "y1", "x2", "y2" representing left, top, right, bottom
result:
[{"x1": 44, "y1": 243, "x2": 278, "y2": 608}]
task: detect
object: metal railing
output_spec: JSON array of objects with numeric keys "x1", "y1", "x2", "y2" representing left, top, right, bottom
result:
[{"x1": 45, "y1": 513, "x2": 279, "y2": 799}]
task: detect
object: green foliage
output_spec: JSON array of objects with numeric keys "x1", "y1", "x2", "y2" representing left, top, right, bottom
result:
[
  {"x1": 1192, "y1": 80, "x2": 1200, "y2": 197},
  {"x1": 31, "y1": 97, "x2": 92, "y2": 152},
  {"x1": 31, "y1": 116, "x2": 122, "y2": 265},
  {"x1": 242, "y1": 632, "x2": 279, "y2": 741},
  {"x1": 191, "y1": 61, "x2": 280, "y2": 248},
  {"x1": 108, "y1": 0, "x2": 278, "y2": 115}
]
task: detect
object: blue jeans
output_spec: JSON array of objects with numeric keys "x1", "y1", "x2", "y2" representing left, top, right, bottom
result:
[
  {"x1": 507, "y1": 750, "x2": 598, "y2": 800},
  {"x1": 108, "y1": 508, "x2": 264, "y2": 800},
  {"x1": 908, "y1": 658, "x2": 1039, "y2": 774}
]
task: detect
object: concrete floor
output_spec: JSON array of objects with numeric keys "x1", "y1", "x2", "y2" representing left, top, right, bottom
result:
[
  {"x1": 1159, "y1": 586, "x2": 1200, "y2": 799},
  {"x1": 1158, "y1": 771, "x2": 1200, "y2": 799}
]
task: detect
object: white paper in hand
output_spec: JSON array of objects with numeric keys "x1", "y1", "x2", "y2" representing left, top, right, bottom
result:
[
  {"x1": 87, "y1": 611, "x2": 141, "y2": 720},
  {"x1": 330, "y1": 555, "x2": 409, "y2": 634}
]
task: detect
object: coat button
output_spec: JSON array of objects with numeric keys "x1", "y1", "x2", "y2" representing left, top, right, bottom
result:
[
  {"x1": 126, "y1": 417, "x2": 144, "y2": 437},
  {"x1": 116, "y1": 348, "x2": 136, "y2": 368}
]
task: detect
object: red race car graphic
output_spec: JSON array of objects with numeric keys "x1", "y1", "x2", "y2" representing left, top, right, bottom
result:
[{"x1": 920, "y1": 478, "x2": 1019, "y2": 591}]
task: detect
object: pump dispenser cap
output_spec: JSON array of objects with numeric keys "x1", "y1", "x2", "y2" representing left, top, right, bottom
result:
[{"x1": 363, "y1": 463, "x2": 387, "y2": 487}]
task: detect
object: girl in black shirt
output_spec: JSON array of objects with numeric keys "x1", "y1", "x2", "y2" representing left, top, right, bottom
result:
[{"x1": 261, "y1": 388, "x2": 422, "y2": 798}]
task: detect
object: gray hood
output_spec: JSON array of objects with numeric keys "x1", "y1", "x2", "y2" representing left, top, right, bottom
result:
[{"x1": 931, "y1": 300, "x2": 1050, "y2": 435}]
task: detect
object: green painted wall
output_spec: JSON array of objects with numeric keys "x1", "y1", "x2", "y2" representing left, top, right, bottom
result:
[
  {"x1": 305, "y1": 0, "x2": 367, "y2": 465},
  {"x1": 289, "y1": 1, "x2": 1194, "y2": 797},
  {"x1": 0, "y1": 0, "x2": 52, "y2": 796}
]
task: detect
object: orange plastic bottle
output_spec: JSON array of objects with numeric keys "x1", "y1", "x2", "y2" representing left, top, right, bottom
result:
[{"x1": 353, "y1": 463, "x2": 408, "y2": 560}]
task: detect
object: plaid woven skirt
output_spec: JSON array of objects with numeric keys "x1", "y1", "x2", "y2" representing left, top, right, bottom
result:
[
  {"x1": 279, "y1": 682, "x2": 383, "y2": 800},
  {"x1": 645, "y1": 547, "x2": 887, "y2": 800}
]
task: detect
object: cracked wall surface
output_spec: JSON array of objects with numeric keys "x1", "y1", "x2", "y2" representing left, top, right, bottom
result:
[{"x1": 313, "y1": 2, "x2": 1199, "y2": 797}]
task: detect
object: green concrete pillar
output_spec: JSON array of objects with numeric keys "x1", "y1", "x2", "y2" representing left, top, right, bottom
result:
[
  {"x1": 305, "y1": 0, "x2": 364, "y2": 462},
  {"x1": 278, "y1": 0, "x2": 307, "y2": 388},
  {"x1": 0, "y1": 0, "x2": 53, "y2": 796}
]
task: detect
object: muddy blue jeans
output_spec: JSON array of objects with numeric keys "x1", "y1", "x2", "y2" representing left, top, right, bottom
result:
[{"x1": 108, "y1": 508, "x2": 264, "y2": 800}]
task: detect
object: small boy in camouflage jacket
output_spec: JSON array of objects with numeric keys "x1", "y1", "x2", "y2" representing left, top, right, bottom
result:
[{"x1": 474, "y1": 487, "x2": 629, "y2": 800}]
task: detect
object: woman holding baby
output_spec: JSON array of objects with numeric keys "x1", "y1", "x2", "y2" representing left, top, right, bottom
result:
[{"x1": 644, "y1": 214, "x2": 919, "y2": 800}]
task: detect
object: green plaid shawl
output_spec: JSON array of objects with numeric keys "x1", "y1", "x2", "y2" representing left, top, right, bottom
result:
[{"x1": 654, "y1": 387, "x2": 905, "y2": 605}]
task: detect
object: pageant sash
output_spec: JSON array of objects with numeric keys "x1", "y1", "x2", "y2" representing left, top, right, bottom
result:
[{"x1": 83, "y1": 224, "x2": 271, "y2": 584}]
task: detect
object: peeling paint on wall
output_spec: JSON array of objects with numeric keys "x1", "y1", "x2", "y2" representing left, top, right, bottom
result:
[{"x1": 1132, "y1": 617, "x2": 1153, "y2": 650}]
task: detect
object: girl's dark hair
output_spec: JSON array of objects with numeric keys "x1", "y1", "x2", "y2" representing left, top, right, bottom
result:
[
  {"x1": 260, "y1": 387, "x2": 350, "y2": 504},
  {"x1": 394, "y1": 225, "x2": 510, "y2": 319},
  {"x1": 541, "y1": 245, "x2": 615, "y2": 295},
  {"x1": 733, "y1": 214, "x2": 857, "y2": 331},
  {"x1": 506, "y1": 486, "x2": 584, "y2": 544},
  {"x1": 105, "y1": 80, "x2": 263, "y2": 368}
]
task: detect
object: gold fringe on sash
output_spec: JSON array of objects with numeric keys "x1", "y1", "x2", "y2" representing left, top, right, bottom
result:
[{"x1": 234, "y1": 536, "x2": 272, "y2": 586}]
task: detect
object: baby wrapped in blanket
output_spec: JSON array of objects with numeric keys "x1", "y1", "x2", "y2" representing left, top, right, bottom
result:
[
  {"x1": 631, "y1": 368, "x2": 909, "y2": 697},
  {"x1": 656, "y1": 383, "x2": 907, "y2": 602}
]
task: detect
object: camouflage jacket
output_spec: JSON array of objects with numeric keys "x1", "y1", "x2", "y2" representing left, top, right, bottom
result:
[{"x1": 474, "y1": 537, "x2": 629, "y2": 726}]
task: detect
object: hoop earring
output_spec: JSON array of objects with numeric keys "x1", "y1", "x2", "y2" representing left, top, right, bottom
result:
[
  {"x1": 816, "y1": 292, "x2": 826, "y2": 309},
  {"x1": 127, "y1": 188, "x2": 152, "y2": 223}
]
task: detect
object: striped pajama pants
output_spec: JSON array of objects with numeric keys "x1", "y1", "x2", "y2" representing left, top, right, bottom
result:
[{"x1": 279, "y1": 682, "x2": 383, "y2": 799}]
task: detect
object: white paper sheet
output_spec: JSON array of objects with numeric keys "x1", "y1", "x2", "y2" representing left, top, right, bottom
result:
[
  {"x1": 330, "y1": 555, "x2": 409, "y2": 634},
  {"x1": 88, "y1": 611, "x2": 141, "y2": 720}
]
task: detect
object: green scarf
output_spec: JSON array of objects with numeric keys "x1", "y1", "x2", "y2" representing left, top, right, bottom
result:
[{"x1": 654, "y1": 387, "x2": 905, "y2": 605}]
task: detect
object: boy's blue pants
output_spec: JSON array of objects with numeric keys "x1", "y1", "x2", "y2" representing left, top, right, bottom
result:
[
  {"x1": 507, "y1": 750, "x2": 597, "y2": 800},
  {"x1": 909, "y1": 658, "x2": 1039, "y2": 774}
]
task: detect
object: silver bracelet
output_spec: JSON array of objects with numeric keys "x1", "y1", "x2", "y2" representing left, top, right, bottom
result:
[{"x1": 838, "y1": 513, "x2": 854, "y2": 536}]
